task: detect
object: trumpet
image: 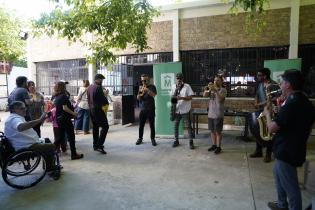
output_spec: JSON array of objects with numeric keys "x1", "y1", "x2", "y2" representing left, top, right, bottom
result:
[
  {"x1": 138, "y1": 84, "x2": 146, "y2": 97},
  {"x1": 204, "y1": 83, "x2": 216, "y2": 91}
]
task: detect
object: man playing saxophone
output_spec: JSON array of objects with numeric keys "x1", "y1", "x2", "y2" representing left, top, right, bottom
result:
[
  {"x1": 263, "y1": 70, "x2": 315, "y2": 210},
  {"x1": 136, "y1": 74, "x2": 157, "y2": 146},
  {"x1": 170, "y1": 73, "x2": 195, "y2": 149},
  {"x1": 249, "y1": 68, "x2": 279, "y2": 163},
  {"x1": 203, "y1": 75, "x2": 226, "y2": 154}
]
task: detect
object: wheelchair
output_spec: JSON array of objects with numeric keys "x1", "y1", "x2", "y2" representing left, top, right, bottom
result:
[{"x1": 0, "y1": 132, "x2": 61, "y2": 189}]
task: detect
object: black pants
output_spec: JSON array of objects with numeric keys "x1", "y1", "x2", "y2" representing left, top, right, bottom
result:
[
  {"x1": 139, "y1": 110, "x2": 155, "y2": 140},
  {"x1": 90, "y1": 108, "x2": 109, "y2": 149},
  {"x1": 256, "y1": 141, "x2": 272, "y2": 154},
  {"x1": 30, "y1": 143, "x2": 56, "y2": 170},
  {"x1": 57, "y1": 118, "x2": 77, "y2": 156}
]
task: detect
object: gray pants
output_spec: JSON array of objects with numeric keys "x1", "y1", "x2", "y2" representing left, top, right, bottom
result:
[{"x1": 174, "y1": 112, "x2": 193, "y2": 141}]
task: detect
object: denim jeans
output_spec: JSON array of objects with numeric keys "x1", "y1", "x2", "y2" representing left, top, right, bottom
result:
[
  {"x1": 74, "y1": 107, "x2": 90, "y2": 132},
  {"x1": 174, "y1": 112, "x2": 193, "y2": 141},
  {"x1": 273, "y1": 159, "x2": 302, "y2": 210}
]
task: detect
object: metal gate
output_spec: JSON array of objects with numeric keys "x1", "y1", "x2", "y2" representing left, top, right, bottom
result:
[{"x1": 36, "y1": 59, "x2": 88, "y2": 96}]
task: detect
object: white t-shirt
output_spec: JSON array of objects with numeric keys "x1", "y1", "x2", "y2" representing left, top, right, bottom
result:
[
  {"x1": 4, "y1": 113, "x2": 38, "y2": 151},
  {"x1": 170, "y1": 83, "x2": 194, "y2": 114}
]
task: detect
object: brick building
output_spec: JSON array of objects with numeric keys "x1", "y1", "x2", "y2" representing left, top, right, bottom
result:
[{"x1": 27, "y1": 0, "x2": 315, "y2": 119}]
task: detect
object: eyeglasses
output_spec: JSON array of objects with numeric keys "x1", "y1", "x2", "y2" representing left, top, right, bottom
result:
[{"x1": 176, "y1": 78, "x2": 183, "y2": 80}]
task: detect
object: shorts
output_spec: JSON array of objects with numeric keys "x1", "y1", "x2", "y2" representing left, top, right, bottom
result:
[{"x1": 208, "y1": 118, "x2": 223, "y2": 132}]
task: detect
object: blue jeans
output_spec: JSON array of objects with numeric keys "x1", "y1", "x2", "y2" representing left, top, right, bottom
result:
[
  {"x1": 74, "y1": 107, "x2": 90, "y2": 132},
  {"x1": 273, "y1": 159, "x2": 302, "y2": 210},
  {"x1": 174, "y1": 113, "x2": 193, "y2": 141}
]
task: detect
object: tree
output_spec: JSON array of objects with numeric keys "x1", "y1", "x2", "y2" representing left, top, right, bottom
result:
[
  {"x1": 0, "y1": 7, "x2": 25, "y2": 64},
  {"x1": 33, "y1": 0, "x2": 158, "y2": 65},
  {"x1": 227, "y1": 0, "x2": 270, "y2": 34}
]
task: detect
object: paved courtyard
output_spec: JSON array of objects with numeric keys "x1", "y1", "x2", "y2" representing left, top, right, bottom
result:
[{"x1": 0, "y1": 111, "x2": 314, "y2": 210}]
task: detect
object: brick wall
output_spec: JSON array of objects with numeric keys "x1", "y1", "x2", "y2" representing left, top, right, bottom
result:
[
  {"x1": 117, "y1": 4, "x2": 315, "y2": 55},
  {"x1": 114, "y1": 21, "x2": 173, "y2": 55},
  {"x1": 299, "y1": 4, "x2": 315, "y2": 44},
  {"x1": 192, "y1": 97, "x2": 255, "y2": 126}
]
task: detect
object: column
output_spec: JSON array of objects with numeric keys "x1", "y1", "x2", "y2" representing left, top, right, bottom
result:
[
  {"x1": 289, "y1": 0, "x2": 300, "y2": 59},
  {"x1": 172, "y1": 9, "x2": 179, "y2": 62}
]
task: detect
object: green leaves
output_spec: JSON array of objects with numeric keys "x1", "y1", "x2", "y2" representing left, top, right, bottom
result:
[
  {"x1": 33, "y1": 0, "x2": 158, "y2": 65},
  {"x1": 227, "y1": 0, "x2": 270, "y2": 35},
  {"x1": 0, "y1": 7, "x2": 25, "y2": 63}
]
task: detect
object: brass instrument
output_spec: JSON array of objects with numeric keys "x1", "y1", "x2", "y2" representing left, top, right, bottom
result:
[
  {"x1": 257, "y1": 88, "x2": 281, "y2": 141},
  {"x1": 204, "y1": 83, "x2": 215, "y2": 91},
  {"x1": 138, "y1": 84, "x2": 147, "y2": 97}
]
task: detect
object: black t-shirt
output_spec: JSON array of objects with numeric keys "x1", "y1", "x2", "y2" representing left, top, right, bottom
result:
[
  {"x1": 273, "y1": 92, "x2": 315, "y2": 167},
  {"x1": 139, "y1": 84, "x2": 157, "y2": 111},
  {"x1": 54, "y1": 93, "x2": 74, "y2": 120}
]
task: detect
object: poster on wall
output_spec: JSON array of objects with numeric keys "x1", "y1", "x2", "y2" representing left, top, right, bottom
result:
[
  {"x1": 154, "y1": 62, "x2": 183, "y2": 137},
  {"x1": 264, "y1": 58, "x2": 301, "y2": 83}
]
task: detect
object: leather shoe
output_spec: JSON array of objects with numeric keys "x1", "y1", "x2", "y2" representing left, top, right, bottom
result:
[
  {"x1": 136, "y1": 138, "x2": 143, "y2": 145},
  {"x1": 267, "y1": 201, "x2": 288, "y2": 210},
  {"x1": 71, "y1": 153, "x2": 84, "y2": 160},
  {"x1": 249, "y1": 151, "x2": 263, "y2": 158},
  {"x1": 264, "y1": 153, "x2": 272, "y2": 163},
  {"x1": 151, "y1": 139, "x2": 157, "y2": 146},
  {"x1": 189, "y1": 140, "x2": 195, "y2": 150},
  {"x1": 172, "y1": 140, "x2": 179, "y2": 148}
]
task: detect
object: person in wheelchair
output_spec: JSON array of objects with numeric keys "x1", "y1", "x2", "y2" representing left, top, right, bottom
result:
[{"x1": 4, "y1": 101, "x2": 56, "y2": 172}]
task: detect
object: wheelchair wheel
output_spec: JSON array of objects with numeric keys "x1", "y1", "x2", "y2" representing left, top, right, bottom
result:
[{"x1": 2, "y1": 149, "x2": 47, "y2": 189}]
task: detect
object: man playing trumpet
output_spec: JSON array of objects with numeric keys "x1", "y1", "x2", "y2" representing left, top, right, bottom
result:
[
  {"x1": 203, "y1": 75, "x2": 227, "y2": 154},
  {"x1": 136, "y1": 74, "x2": 157, "y2": 146}
]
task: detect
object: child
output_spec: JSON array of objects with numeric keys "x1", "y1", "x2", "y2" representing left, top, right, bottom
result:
[{"x1": 49, "y1": 107, "x2": 67, "y2": 153}]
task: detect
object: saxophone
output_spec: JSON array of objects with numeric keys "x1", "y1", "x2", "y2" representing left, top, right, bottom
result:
[
  {"x1": 257, "y1": 88, "x2": 281, "y2": 141},
  {"x1": 170, "y1": 83, "x2": 183, "y2": 121}
]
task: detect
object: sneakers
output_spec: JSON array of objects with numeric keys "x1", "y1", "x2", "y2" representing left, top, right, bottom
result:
[
  {"x1": 214, "y1": 147, "x2": 222, "y2": 154},
  {"x1": 94, "y1": 147, "x2": 107, "y2": 154},
  {"x1": 71, "y1": 153, "x2": 84, "y2": 160},
  {"x1": 208, "y1": 145, "x2": 217, "y2": 152},
  {"x1": 249, "y1": 151, "x2": 263, "y2": 158},
  {"x1": 172, "y1": 140, "x2": 179, "y2": 148},
  {"x1": 151, "y1": 139, "x2": 157, "y2": 146},
  {"x1": 189, "y1": 140, "x2": 195, "y2": 150},
  {"x1": 267, "y1": 201, "x2": 288, "y2": 210},
  {"x1": 136, "y1": 138, "x2": 143, "y2": 145}
]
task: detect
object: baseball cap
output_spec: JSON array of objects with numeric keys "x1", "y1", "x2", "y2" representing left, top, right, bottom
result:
[
  {"x1": 176, "y1": 73, "x2": 184, "y2": 79},
  {"x1": 60, "y1": 80, "x2": 69, "y2": 84},
  {"x1": 94, "y1": 74, "x2": 105, "y2": 80}
]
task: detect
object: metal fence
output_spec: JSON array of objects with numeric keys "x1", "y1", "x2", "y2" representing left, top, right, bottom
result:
[
  {"x1": 36, "y1": 59, "x2": 88, "y2": 96},
  {"x1": 181, "y1": 46, "x2": 289, "y2": 97}
]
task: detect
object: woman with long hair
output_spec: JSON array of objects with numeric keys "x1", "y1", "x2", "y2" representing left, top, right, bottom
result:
[
  {"x1": 27, "y1": 81, "x2": 45, "y2": 137},
  {"x1": 74, "y1": 80, "x2": 90, "y2": 134},
  {"x1": 53, "y1": 81, "x2": 83, "y2": 160}
]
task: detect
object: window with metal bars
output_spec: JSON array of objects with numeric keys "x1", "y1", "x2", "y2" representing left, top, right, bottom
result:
[
  {"x1": 36, "y1": 59, "x2": 88, "y2": 96},
  {"x1": 181, "y1": 46, "x2": 289, "y2": 97}
]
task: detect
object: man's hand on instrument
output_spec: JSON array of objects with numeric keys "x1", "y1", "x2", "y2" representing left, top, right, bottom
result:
[{"x1": 263, "y1": 105, "x2": 270, "y2": 117}]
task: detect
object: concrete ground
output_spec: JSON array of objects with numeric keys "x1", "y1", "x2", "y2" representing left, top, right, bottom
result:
[{"x1": 0, "y1": 111, "x2": 314, "y2": 210}]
